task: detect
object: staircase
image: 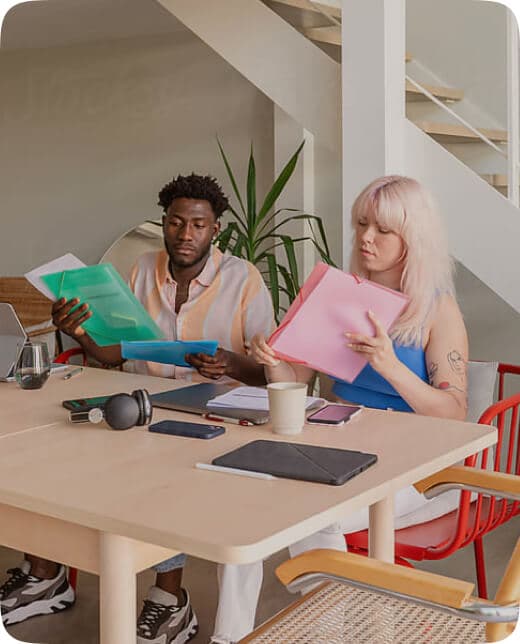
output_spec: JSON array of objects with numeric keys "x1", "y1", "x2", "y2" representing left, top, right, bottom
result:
[
  {"x1": 265, "y1": 0, "x2": 511, "y2": 195},
  {"x1": 156, "y1": 0, "x2": 520, "y2": 314}
]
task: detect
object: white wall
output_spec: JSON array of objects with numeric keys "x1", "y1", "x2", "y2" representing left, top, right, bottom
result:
[
  {"x1": 406, "y1": 0, "x2": 508, "y2": 128},
  {"x1": 0, "y1": 31, "x2": 274, "y2": 274}
]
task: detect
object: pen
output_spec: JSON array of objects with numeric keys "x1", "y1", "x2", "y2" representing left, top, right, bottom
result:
[
  {"x1": 203, "y1": 413, "x2": 254, "y2": 427},
  {"x1": 195, "y1": 462, "x2": 276, "y2": 480},
  {"x1": 63, "y1": 367, "x2": 83, "y2": 380}
]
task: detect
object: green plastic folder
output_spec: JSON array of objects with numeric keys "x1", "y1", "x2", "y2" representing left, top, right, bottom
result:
[{"x1": 42, "y1": 264, "x2": 164, "y2": 346}]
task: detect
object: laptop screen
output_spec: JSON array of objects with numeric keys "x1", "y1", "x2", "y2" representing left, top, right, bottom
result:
[{"x1": 0, "y1": 303, "x2": 27, "y2": 379}]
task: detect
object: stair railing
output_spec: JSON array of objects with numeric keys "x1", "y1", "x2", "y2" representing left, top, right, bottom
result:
[{"x1": 405, "y1": 75, "x2": 507, "y2": 157}]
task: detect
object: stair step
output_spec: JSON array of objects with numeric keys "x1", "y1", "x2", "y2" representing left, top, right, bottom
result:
[
  {"x1": 405, "y1": 80, "x2": 463, "y2": 102},
  {"x1": 482, "y1": 174, "x2": 510, "y2": 188},
  {"x1": 270, "y1": 0, "x2": 341, "y2": 18},
  {"x1": 301, "y1": 25, "x2": 412, "y2": 61},
  {"x1": 415, "y1": 121, "x2": 508, "y2": 144}
]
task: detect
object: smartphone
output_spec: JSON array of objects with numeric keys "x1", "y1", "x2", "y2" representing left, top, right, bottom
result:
[
  {"x1": 148, "y1": 420, "x2": 225, "y2": 439},
  {"x1": 62, "y1": 395, "x2": 110, "y2": 411},
  {"x1": 306, "y1": 403, "x2": 362, "y2": 426}
]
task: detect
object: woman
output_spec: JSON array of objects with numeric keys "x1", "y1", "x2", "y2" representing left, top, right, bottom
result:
[{"x1": 212, "y1": 175, "x2": 468, "y2": 644}]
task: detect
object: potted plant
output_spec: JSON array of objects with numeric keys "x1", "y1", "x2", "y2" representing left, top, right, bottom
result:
[{"x1": 216, "y1": 139, "x2": 335, "y2": 320}]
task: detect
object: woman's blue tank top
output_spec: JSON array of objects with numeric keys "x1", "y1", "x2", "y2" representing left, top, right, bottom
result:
[{"x1": 331, "y1": 342, "x2": 427, "y2": 412}]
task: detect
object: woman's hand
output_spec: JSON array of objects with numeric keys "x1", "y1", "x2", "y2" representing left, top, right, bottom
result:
[
  {"x1": 51, "y1": 298, "x2": 92, "y2": 338},
  {"x1": 249, "y1": 333, "x2": 280, "y2": 367},
  {"x1": 346, "y1": 310, "x2": 398, "y2": 378}
]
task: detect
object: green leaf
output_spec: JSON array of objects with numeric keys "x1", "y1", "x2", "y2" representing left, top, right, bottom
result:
[
  {"x1": 225, "y1": 205, "x2": 249, "y2": 234},
  {"x1": 215, "y1": 222, "x2": 238, "y2": 253},
  {"x1": 231, "y1": 235, "x2": 246, "y2": 257},
  {"x1": 278, "y1": 264, "x2": 298, "y2": 302},
  {"x1": 217, "y1": 137, "x2": 246, "y2": 217},
  {"x1": 257, "y1": 140, "x2": 305, "y2": 223},
  {"x1": 280, "y1": 235, "x2": 299, "y2": 289},
  {"x1": 246, "y1": 144, "x2": 256, "y2": 231},
  {"x1": 265, "y1": 254, "x2": 280, "y2": 317}
]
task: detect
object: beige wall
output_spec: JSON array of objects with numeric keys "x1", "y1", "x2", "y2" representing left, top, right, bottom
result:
[{"x1": 0, "y1": 31, "x2": 274, "y2": 274}]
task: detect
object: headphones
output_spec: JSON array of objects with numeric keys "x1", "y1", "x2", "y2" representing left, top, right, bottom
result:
[{"x1": 69, "y1": 389, "x2": 153, "y2": 430}]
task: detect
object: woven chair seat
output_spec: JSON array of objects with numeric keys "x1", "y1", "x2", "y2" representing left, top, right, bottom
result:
[{"x1": 244, "y1": 582, "x2": 485, "y2": 644}]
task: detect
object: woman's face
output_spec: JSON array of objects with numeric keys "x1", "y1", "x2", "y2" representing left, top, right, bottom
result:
[{"x1": 354, "y1": 210, "x2": 405, "y2": 279}]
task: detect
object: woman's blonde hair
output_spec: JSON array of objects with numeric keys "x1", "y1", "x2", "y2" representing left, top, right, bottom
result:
[{"x1": 349, "y1": 175, "x2": 454, "y2": 346}]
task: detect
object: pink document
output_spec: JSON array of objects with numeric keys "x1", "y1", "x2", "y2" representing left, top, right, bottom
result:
[{"x1": 268, "y1": 263, "x2": 409, "y2": 383}]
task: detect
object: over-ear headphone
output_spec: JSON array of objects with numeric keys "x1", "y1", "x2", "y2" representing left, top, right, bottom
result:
[{"x1": 69, "y1": 389, "x2": 153, "y2": 430}]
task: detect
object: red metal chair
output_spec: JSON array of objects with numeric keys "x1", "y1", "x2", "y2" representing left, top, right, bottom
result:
[
  {"x1": 345, "y1": 363, "x2": 520, "y2": 599},
  {"x1": 54, "y1": 347, "x2": 87, "y2": 366}
]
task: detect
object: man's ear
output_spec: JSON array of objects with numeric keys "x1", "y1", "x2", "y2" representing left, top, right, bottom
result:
[{"x1": 213, "y1": 220, "x2": 221, "y2": 239}]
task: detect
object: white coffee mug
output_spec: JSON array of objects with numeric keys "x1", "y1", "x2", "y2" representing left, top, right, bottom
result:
[{"x1": 267, "y1": 382, "x2": 307, "y2": 435}]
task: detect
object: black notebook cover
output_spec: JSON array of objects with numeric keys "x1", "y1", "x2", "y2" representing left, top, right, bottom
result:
[{"x1": 212, "y1": 440, "x2": 377, "y2": 486}]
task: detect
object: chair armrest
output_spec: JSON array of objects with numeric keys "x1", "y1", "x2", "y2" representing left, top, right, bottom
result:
[
  {"x1": 276, "y1": 549, "x2": 475, "y2": 609},
  {"x1": 413, "y1": 466, "x2": 520, "y2": 500}
]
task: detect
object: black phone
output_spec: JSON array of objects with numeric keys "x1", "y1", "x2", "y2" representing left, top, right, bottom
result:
[
  {"x1": 148, "y1": 420, "x2": 225, "y2": 439},
  {"x1": 62, "y1": 395, "x2": 111, "y2": 412},
  {"x1": 306, "y1": 403, "x2": 362, "y2": 426}
]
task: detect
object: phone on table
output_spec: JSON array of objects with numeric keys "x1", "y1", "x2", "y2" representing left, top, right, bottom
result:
[
  {"x1": 62, "y1": 395, "x2": 110, "y2": 412},
  {"x1": 306, "y1": 403, "x2": 362, "y2": 426},
  {"x1": 149, "y1": 420, "x2": 225, "y2": 439}
]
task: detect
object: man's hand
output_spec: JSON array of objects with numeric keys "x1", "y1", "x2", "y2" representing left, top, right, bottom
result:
[
  {"x1": 185, "y1": 348, "x2": 235, "y2": 380},
  {"x1": 51, "y1": 298, "x2": 92, "y2": 339}
]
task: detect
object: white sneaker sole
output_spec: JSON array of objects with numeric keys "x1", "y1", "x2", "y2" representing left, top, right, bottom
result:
[
  {"x1": 138, "y1": 611, "x2": 199, "y2": 644},
  {"x1": 2, "y1": 585, "x2": 75, "y2": 626}
]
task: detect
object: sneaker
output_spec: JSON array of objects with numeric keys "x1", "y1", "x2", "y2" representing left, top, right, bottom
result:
[
  {"x1": 0, "y1": 561, "x2": 75, "y2": 625},
  {"x1": 137, "y1": 586, "x2": 198, "y2": 644}
]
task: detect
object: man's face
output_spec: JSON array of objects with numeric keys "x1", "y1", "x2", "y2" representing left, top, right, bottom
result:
[{"x1": 163, "y1": 198, "x2": 220, "y2": 268}]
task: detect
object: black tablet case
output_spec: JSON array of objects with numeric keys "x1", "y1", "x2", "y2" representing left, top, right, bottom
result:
[{"x1": 212, "y1": 440, "x2": 377, "y2": 486}]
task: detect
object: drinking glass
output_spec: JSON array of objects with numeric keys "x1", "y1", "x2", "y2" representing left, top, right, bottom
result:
[{"x1": 15, "y1": 342, "x2": 51, "y2": 390}]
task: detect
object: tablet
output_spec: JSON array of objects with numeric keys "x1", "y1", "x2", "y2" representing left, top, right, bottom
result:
[{"x1": 212, "y1": 440, "x2": 377, "y2": 486}]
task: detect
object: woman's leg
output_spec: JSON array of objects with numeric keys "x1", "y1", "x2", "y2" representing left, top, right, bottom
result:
[{"x1": 212, "y1": 560, "x2": 264, "y2": 643}]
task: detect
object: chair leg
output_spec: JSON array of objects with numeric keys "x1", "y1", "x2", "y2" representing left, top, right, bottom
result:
[
  {"x1": 68, "y1": 566, "x2": 78, "y2": 591},
  {"x1": 474, "y1": 537, "x2": 488, "y2": 599}
]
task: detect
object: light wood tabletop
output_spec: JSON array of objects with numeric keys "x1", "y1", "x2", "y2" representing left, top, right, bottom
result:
[{"x1": 0, "y1": 367, "x2": 497, "y2": 643}]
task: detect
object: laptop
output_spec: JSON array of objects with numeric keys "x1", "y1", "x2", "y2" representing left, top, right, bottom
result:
[
  {"x1": 0, "y1": 303, "x2": 27, "y2": 381},
  {"x1": 212, "y1": 440, "x2": 378, "y2": 486},
  {"x1": 150, "y1": 383, "x2": 271, "y2": 425}
]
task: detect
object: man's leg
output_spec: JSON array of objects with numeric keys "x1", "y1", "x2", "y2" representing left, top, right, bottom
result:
[
  {"x1": 137, "y1": 554, "x2": 198, "y2": 644},
  {"x1": 0, "y1": 555, "x2": 74, "y2": 626}
]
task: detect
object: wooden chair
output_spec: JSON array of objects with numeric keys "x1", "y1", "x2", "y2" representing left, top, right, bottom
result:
[
  {"x1": 345, "y1": 363, "x2": 520, "y2": 599},
  {"x1": 0, "y1": 277, "x2": 54, "y2": 338},
  {"x1": 241, "y1": 468, "x2": 520, "y2": 643}
]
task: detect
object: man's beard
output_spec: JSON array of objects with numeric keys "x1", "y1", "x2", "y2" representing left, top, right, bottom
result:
[{"x1": 165, "y1": 240, "x2": 212, "y2": 269}]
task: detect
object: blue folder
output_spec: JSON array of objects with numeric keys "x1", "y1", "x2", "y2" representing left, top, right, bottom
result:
[{"x1": 121, "y1": 340, "x2": 218, "y2": 367}]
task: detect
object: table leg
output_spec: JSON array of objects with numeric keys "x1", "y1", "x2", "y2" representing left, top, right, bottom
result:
[
  {"x1": 99, "y1": 533, "x2": 136, "y2": 644},
  {"x1": 368, "y1": 496, "x2": 394, "y2": 562}
]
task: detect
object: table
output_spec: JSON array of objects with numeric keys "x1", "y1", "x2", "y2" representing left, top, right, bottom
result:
[{"x1": 0, "y1": 368, "x2": 496, "y2": 643}]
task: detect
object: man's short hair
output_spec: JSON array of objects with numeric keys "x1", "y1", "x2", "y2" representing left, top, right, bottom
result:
[{"x1": 158, "y1": 173, "x2": 229, "y2": 219}]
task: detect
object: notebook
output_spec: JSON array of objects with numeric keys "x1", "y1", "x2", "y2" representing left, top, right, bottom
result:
[{"x1": 212, "y1": 440, "x2": 378, "y2": 485}]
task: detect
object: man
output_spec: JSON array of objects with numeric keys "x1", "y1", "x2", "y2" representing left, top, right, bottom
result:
[{"x1": 0, "y1": 173, "x2": 274, "y2": 644}]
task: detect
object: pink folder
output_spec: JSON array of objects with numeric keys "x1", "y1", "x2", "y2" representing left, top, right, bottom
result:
[{"x1": 268, "y1": 263, "x2": 409, "y2": 383}]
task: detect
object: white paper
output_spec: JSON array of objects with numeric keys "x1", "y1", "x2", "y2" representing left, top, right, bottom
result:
[
  {"x1": 208, "y1": 386, "x2": 321, "y2": 411},
  {"x1": 25, "y1": 253, "x2": 86, "y2": 301}
]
